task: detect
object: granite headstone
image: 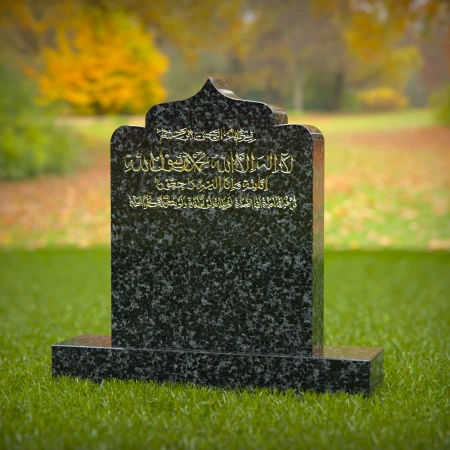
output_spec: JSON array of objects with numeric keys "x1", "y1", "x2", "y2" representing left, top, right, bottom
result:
[{"x1": 53, "y1": 78, "x2": 384, "y2": 394}]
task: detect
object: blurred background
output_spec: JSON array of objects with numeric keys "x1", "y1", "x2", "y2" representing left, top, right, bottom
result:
[{"x1": 0, "y1": 0, "x2": 449, "y2": 250}]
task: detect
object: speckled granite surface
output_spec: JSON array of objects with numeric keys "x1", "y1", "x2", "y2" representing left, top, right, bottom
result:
[
  {"x1": 110, "y1": 78, "x2": 323, "y2": 355},
  {"x1": 53, "y1": 335, "x2": 384, "y2": 395},
  {"x1": 52, "y1": 78, "x2": 384, "y2": 394}
]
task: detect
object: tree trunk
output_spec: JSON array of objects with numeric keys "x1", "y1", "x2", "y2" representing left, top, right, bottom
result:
[
  {"x1": 266, "y1": 79, "x2": 283, "y2": 106},
  {"x1": 331, "y1": 71, "x2": 344, "y2": 111},
  {"x1": 293, "y1": 67, "x2": 304, "y2": 111}
]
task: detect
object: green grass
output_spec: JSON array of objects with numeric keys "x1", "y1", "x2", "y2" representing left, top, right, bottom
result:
[
  {"x1": 288, "y1": 108, "x2": 434, "y2": 135},
  {"x1": 0, "y1": 248, "x2": 448, "y2": 449},
  {"x1": 59, "y1": 115, "x2": 144, "y2": 143}
]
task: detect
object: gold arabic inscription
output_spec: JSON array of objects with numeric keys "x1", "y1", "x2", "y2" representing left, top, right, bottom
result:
[
  {"x1": 156, "y1": 128, "x2": 256, "y2": 145},
  {"x1": 154, "y1": 176, "x2": 269, "y2": 193},
  {"x1": 124, "y1": 131, "x2": 296, "y2": 211},
  {"x1": 129, "y1": 194, "x2": 297, "y2": 211},
  {"x1": 124, "y1": 151, "x2": 294, "y2": 174}
]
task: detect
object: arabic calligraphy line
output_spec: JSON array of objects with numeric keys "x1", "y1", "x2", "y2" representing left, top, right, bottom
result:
[
  {"x1": 128, "y1": 194, "x2": 297, "y2": 211},
  {"x1": 156, "y1": 128, "x2": 256, "y2": 145},
  {"x1": 154, "y1": 176, "x2": 269, "y2": 193},
  {"x1": 124, "y1": 152, "x2": 294, "y2": 174}
]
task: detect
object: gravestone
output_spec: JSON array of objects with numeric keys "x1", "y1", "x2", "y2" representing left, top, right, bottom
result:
[{"x1": 52, "y1": 78, "x2": 384, "y2": 394}]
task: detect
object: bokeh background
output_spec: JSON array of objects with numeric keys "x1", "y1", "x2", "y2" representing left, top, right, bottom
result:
[{"x1": 0, "y1": 0, "x2": 449, "y2": 251}]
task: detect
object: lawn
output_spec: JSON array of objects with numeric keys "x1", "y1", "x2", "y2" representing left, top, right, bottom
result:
[{"x1": 0, "y1": 248, "x2": 448, "y2": 449}]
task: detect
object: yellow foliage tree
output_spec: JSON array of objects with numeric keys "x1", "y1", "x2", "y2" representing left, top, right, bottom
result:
[{"x1": 2, "y1": 1, "x2": 169, "y2": 115}]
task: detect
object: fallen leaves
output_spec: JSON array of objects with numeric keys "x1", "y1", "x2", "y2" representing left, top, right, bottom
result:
[
  {"x1": 324, "y1": 126, "x2": 450, "y2": 250},
  {"x1": 0, "y1": 151, "x2": 110, "y2": 249}
]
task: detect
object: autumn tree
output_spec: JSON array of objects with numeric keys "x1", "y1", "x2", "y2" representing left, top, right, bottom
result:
[
  {"x1": 91, "y1": 0, "x2": 247, "y2": 102},
  {"x1": 0, "y1": 0, "x2": 245, "y2": 114},
  {"x1": 219, "y1": 0, "x2": 448, "y2": 111},
  {"x1": 0, "y1": 1, "x2": 170, "y2": 114},
  {"x1": 2, "y1": 0, "x2": 448, "y2": 113},
  {"x1": 91, "y1": 0, "x2": 245, "y2": 64},
  {"x1": 231, "y1": 2, "x2": 340, "y2": 110}
]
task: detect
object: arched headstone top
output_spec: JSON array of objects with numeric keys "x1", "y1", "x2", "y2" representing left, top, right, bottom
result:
[{"x1": 145, "y1": 77, "x2": 288, "y2": 136}]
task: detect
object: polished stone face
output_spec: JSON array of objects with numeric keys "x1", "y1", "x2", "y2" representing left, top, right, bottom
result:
[
  {"x1": 52, "y1": 78, "x2": 383, "y2": 394},
  {"x1": 110, "y1": 78, "x2": 324, "y2": 356},
  {"x1": 53, "y1": 335, "x2": 384, "y2": 395}
]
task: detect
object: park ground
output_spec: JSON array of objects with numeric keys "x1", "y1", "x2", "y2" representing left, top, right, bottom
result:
[{"x1": 0, "y1": 109, "x2": 449, "y2": 449}]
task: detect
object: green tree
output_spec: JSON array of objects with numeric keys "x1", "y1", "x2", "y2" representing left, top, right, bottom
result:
[{"x1": 0, "y1": 62, "x2": 78, "y2": 179}]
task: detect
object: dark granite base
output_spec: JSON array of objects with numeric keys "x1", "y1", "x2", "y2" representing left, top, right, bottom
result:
[{"x1": 52, "y1": 335, "x2": 383, "y2": 395}]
